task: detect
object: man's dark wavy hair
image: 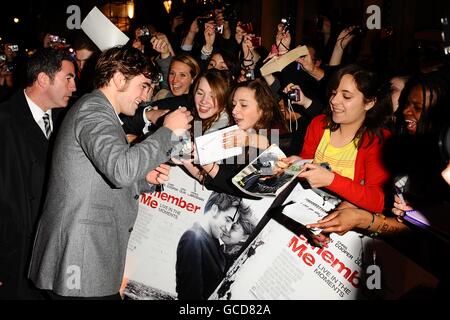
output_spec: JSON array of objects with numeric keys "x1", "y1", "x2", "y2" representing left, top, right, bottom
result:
[{"x1": 94, "y1": 45, "x2": 157, "y2": 88}]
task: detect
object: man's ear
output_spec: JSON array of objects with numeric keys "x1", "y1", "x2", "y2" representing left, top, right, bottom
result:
[
  {"x1": 112, "y1": 72, "x2": 126, "y2": 90},
  {"x1": 37, "y1": 72, "x2": 50, "y2": 88}
]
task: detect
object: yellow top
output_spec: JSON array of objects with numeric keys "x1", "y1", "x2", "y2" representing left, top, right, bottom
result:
[{"x1": 314, "y1": 129, "x2": 358, "y2": 180}]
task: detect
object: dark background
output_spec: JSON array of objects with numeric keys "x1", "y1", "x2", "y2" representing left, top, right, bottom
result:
[{"x1": 1, "y1": 0, "x2": 450, "y2": 69}]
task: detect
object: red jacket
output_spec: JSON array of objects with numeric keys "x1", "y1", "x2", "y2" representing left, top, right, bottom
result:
[{"x1": 300, "y1": 115, "x2": 390, "y2": 213}]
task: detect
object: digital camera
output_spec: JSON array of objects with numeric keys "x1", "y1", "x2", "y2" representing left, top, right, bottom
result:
[
  {"x1": 287, "y1": 88, "x2": 301, "y2": 102},
  {"x1": 138, "y1": 26, "x2": 150, "y2": 38},
  {"x1": 244, "y1": 69, "x2": 255, "y2": 80},
  {"x1": 281, "y1": 16, "x2": 292, "y2": 32},
  {"x1": 215, "y1": 24, "x2": 224, "y2": 34}
]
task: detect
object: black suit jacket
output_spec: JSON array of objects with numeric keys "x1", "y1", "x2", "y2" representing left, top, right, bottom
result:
[{"x1": 0, "y1": 91, "x2": 63, "y2": 299}]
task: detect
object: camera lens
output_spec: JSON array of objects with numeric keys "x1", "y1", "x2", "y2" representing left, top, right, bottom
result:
[{"x1": 287, "y1": 89, "x2": 299, "y2": 102}]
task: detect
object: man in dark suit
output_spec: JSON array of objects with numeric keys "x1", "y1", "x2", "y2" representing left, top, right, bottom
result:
[
  {"x1": 28, "y1": 46, "x2": 192, "y2": 299},
  {"x1": 175, "y1": 193, "x2": 250, "y2": 300},
  {"x1": 0, "y1": 48, "x2": 76, "y2": 299}
]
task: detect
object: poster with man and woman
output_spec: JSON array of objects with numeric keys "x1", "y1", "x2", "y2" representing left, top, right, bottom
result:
[{"x1": 121, "y1": 166, "x2": 275, "y2": 300}]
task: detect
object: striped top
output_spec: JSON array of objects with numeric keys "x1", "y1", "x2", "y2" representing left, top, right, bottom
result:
[{"x1": 314, "y1": 128, "x2": 358, "y2": 180}]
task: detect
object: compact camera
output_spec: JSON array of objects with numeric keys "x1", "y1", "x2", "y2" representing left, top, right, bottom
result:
[
  {"x1": 287, "y1": 88, "x2": 301, "y2": 102},
  {"x1": 8, "y1": 45, "x2": 19, "y2": 52},
  {"x1": 215, "y1": 24, "x2": 224, "y2": 34},
  {"x1": 244, "y1": 69, "x2": 255, "y2": 80},
  {"x1": 139, "y1": 26, "x2": 150, "y2": 38},
  {"x1": 281, "y1": 16, "x2": 292, "y2": 32}
]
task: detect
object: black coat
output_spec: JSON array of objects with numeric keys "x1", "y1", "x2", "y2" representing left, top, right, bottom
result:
[{"x1": 0, "y1": 91, "x2": 63, "y2": 299}]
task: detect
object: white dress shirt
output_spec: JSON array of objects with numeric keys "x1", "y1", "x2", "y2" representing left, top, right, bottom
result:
[{"x1": 24, "y1": 90, "x2": 52, "y2": 138}]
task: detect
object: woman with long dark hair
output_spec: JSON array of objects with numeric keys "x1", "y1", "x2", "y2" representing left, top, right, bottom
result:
[{"x1": 284, "y1": 64, "x2": 392, "y2": 213}]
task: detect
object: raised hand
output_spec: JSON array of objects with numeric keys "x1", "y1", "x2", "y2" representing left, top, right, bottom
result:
[{"x1": 163, "y1": 107, "x2": 193, "y2": 136}]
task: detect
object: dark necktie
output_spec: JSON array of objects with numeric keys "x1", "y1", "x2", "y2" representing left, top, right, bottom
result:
[{"x1": 42, "y1": 113, "x2": 51, "y2": 139}]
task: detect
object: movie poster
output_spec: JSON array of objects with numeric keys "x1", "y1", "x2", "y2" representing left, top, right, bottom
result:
[
  {"x1": 209, "y1": 184, "x2": 438, "y2": 300},
  {"x1": 121, "y1": 166, "x2": 276, "y2": 300}
]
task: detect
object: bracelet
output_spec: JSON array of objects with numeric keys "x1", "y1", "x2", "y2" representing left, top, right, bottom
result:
[
  {"x1": 365, "y1": 212, "x2": 375, "y2": 230},
  {"x1": 201, "y1": 45, "x2": 213, "y2": 56},
  {"x1": 370, "y1": 213, "x2": 386, "y2": 238}
]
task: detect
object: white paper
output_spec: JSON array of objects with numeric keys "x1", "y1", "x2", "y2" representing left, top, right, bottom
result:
[
  {"x1": 194, "y1": 125, "x2": 242, "y2": 165},
  {"x1": 81, "y1": 7, "x2": 129, "y2": 51},
  {"x1": 282, "y1": 183, "x2": 341, "y2": 235}
]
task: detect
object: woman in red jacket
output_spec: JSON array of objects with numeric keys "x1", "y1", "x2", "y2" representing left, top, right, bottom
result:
[{"x1": 284, "y1": 64, "x2": 392, "y2": 215}]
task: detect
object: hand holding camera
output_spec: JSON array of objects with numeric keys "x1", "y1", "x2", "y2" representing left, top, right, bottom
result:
[
  {"x1": 287, "y1": 88, "x2": 301, "y2": 102},
  {"x1": 204, "y1": 21, "x2": 217, "y2": 46},
  {"x1": 275, "y1": 28, "x2": 291, "y2": 55},
  {"x1": 283, "y1": 83, "x2": 302, "y2": 102},
  {"x1": 283, "y1": 83, "x2": 312, "y2": 108},
  {"x1": 280, "y1": 16, "x2": 292, "y2": 33},
  {"x1": 151, "y1": 33, "x2": 174, "y2": 58}
]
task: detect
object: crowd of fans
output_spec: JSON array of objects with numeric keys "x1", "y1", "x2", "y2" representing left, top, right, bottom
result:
[{"x1": 1, "y1": 3, "x2": 449, "y2": 300}]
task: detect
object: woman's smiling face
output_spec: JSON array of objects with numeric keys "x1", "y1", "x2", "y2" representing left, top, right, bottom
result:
[{"x1": 194, "y1": 77, "x2": 219, "y2": 120}]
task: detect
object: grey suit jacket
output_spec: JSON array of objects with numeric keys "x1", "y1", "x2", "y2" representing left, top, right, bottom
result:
[{"x1": 28, "y1": 90, "x2": 178, "y2": 297}]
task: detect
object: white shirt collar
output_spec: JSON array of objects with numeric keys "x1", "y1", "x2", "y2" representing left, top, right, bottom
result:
[
  {"x1": 115, "y1": 110, "x2": 123, "y2": 126},
  {"x1": 24, "y1": 89, "x2": 52, "y2": 123}
]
